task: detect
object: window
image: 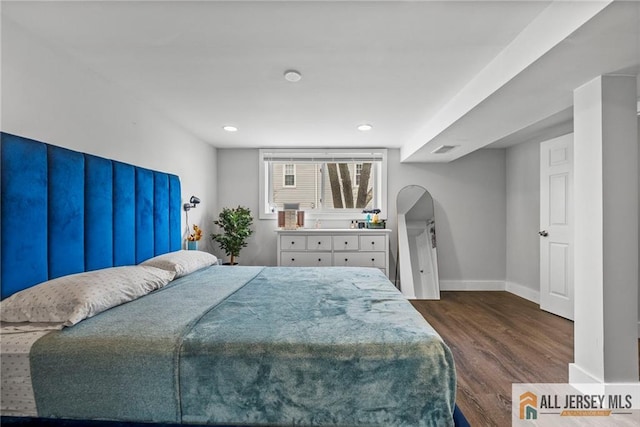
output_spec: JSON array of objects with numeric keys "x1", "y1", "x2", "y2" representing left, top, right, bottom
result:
[
  {"x1": 259, "y1": 149, "x2": 387, "y2": 219},
  {"x1": 283, "y1": 164, "x2": 296, "y2": 187}
]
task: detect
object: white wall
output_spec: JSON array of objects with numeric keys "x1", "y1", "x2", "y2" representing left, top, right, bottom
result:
[
  {"x1": 215, "y1": 149, "x2": 272, "y2": 263},
  {"x1": 505, "y1": 140, "x2": 541, "y2": 300},
  {"x1": 571, "y1": 75, "x2": 638, "y2": 382},
  {"x1": 217, "y1": 147, "x2": 507, "y2": 285},
  {"x1": 387, "y1": 149, "x2": 506, "y2": 285},
  {"x1": 2, "y1": 18, "x2": 218, "y2": 248}
]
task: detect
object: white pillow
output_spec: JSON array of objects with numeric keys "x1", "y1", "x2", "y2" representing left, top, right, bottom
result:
[
  {"x1": 141, "y1": 250, "x2": 217, "y2": 278},
  {"x1": 0, "y1": 266, "x2": 175, "y2": 326}
]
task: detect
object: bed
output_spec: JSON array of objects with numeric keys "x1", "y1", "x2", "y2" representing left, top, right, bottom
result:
[{"x1": 0, "y1": 133, "x2": 461, "y2": 426}]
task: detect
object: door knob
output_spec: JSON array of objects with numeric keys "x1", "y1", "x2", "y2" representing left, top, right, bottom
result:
[{"x1": 539, "y1": 230, "x2": 548, "y2": 237}]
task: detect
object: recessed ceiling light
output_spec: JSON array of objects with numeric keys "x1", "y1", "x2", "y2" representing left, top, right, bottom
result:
[
  {"x1": 357, "y1": 124, "x2": 373, "y2": 131},
  {"x1": 284, "y1": 70, "x2": 302, "y2": 83},
  {"x1": 223, "y1": 125, "x2": 238, "y2": 132}
]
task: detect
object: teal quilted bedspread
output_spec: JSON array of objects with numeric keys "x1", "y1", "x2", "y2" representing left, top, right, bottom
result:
[{"x1": 30, "y1": 266, "x2": 456, "y2": 426}]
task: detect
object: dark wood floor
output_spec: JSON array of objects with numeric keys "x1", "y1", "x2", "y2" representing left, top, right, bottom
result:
[{"x1": 411, "y1": 292, "x2": 574, "y2": 427}]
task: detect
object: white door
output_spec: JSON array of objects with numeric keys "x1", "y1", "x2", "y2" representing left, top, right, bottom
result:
[{"x1": 540, "y1": 134, "x2": 574, "y2": 320}]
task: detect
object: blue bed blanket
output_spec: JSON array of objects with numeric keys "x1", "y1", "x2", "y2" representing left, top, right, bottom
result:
[{"x1": 30, "y1": 266, "x2": 456, "y2": 426}]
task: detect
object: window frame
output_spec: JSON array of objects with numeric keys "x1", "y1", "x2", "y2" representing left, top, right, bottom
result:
[
  {"x1": 282, "y1": 164, "x2": 296, "y2": 188},
  {"x1": 259, "y1": 148, "x2": 388, "y2": 220},
  {"x1": 355, "y1": 163, "x2": 363, "y2": 187}
]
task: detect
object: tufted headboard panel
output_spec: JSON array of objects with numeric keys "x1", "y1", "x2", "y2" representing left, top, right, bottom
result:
[{"x1": 1, "y1": 132, "x2": 182, "y2": 299}]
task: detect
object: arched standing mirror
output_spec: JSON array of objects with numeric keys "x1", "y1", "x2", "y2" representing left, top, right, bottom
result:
[{"x1": 396, "y1": 185, "x2": 440, "y2": 299}]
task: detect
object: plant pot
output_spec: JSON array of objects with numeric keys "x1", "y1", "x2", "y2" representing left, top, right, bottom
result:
[
  {"x1": 187, "y1": 241, "x2": 198, "y2": 250},
  {"x1": 222, "y1": 262, "x2": 239, "y2": 266}
]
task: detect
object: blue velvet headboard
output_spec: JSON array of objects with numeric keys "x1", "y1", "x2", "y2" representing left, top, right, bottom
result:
[{"x1": 1, "y1": 132, "x2": 182, "y2": 299}]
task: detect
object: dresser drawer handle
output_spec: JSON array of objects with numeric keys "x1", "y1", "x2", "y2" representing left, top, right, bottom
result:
[
  {"x1": 318, "y1": 258, "x2": 322, "y2": 262},
  {"x1": 291, "y1": 258, "x2": 295, "y2": 262},
  {"x1": 371, "y1": 258, "x2": 375, "y2": 262},
  {"x1": 291, "y1": 241, "x2": 295, "y2": 245},
  {"x1": 344, "y1": 258, "x2": 349, "y2": 262}
]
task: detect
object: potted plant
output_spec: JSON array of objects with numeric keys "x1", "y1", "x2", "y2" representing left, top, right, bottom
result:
[{"x1": 211, "y1": 206, "x2": 254, "y2": 265}]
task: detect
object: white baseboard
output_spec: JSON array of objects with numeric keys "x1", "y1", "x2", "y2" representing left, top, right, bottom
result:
[
  {"x1": 439, "y1": 280, "x2": 540, "y2": 304},
  {"x1": 569, "y1": 363, "x2": 601, "y2": 384},
  {"x1": 439, "y1": 280, "x2": 505, "y2": 291},
  {"x1": 505, "y1": 281, "x2": 540, "y2": 304}
]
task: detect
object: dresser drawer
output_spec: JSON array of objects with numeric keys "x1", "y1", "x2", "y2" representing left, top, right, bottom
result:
[
  {"x1": 307, "y1": 236, "x2": 332, "y2": 251},
  {"x1": 333, "y1": 252, "x2": 386, "y2": 269},
  {"x1": 359, "y1": 235, "x2": 386, "y2": 252},
  {"x1": 276, "y1": 229, "x2": 390, "y2": 278},
  {"x1": 280, "y1": 235, "x2": 306, "y2": 250},
  {"x1": 280, "y1": 252, "x2": 332, "y2": 267},
  {"x1": 332, "y1": 235, "x2": 359, "y2": 251}
]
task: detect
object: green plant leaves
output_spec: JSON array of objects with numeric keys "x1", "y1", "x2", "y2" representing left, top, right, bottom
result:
[{"x1": 211, "y1": 206, "x2": 254, "y2": 262}]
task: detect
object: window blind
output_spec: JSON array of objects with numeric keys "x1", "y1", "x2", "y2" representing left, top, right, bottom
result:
[{"x1": 262, "y1": 151, "x2": 384, "y2": 163}]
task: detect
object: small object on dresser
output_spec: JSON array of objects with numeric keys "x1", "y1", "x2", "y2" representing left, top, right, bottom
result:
[
  {"x1": 279, "y1": 210, "x2": 305, "y2": 229},
  {"x1": 280, "y1": 203, "x2": 302, "y2": 230},
  {"x1": 283, "y1": 210, "x2": 297, "y2": 230},
  {"x1": 366, "y1": 219, "x2": 386, "y2": 229}
]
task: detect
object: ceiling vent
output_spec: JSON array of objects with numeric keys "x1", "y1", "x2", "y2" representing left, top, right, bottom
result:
[{"x1": 431, "y1": 145, "x2": 458, "y2": 154}]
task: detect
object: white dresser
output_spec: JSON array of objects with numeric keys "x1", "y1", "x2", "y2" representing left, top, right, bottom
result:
[{"x1": 276, "y1": 228, "x2": 391, "y2": 277}]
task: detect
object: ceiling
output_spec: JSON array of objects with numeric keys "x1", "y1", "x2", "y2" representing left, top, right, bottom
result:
[{"x1": 2, "y1": 1, "x2": 639, "y2": 162}]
